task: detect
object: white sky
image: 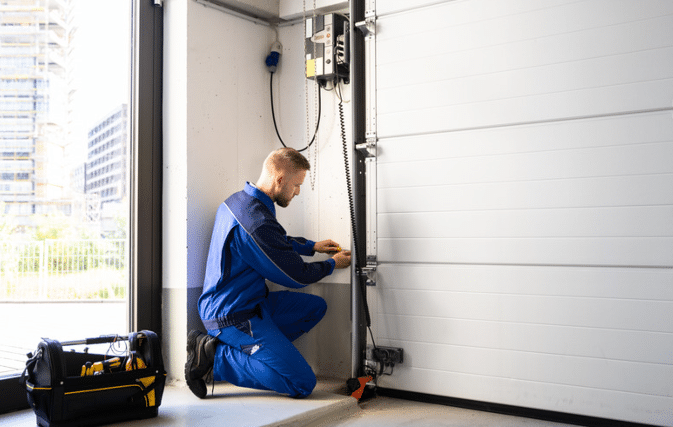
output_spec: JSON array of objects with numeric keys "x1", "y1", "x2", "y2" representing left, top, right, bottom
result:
[{"x1": 69, "y1": 0, "x2": 131, "y2": 163}]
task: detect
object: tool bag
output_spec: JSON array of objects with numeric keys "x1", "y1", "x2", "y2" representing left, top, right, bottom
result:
[{"x1": 20, "y1": 330, "x2": 166, "y2": 427}]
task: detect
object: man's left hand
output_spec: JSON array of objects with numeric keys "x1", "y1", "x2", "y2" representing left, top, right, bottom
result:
[{"x1": 314, "y1": 239, "x2": 342, "y2": 254}]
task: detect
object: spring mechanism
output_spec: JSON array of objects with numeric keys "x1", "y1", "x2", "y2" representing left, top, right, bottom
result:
[
  {"x1": 339, "y1": 98, "x2": 357, "y2": 259},
  {"x1": 339, "y1": 96, "x2": 372, "y2": 329}
]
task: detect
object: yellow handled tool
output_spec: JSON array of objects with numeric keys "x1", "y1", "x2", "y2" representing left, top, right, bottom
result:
[{"x1": 80, "y1": 357, "x2": 121, "y2": 376}]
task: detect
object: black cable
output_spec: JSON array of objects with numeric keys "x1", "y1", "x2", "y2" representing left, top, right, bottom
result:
[{"x1": 270, "y1": 72, "x2": 321, "y2": 153}]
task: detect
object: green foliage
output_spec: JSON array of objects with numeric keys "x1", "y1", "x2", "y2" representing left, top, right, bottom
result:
[
  {"x1": 29, "y1": 211, "x2": 100, "y2": 241},
  {"x1": 0, "y1": 202, "x2": 18, "y2": 240},
  {"x1": 0, "y1": 209, "x2": 128, "y2": 301}
]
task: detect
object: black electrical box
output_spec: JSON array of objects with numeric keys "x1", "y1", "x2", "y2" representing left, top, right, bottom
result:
[{"x1": 305, "y1": 13, "x2": 349, "y2": 84}]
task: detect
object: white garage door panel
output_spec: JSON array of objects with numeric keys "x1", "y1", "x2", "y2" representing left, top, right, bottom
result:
[
  {"x1": 378, "y1": 237, "x2": 673, "y2": 266},
  {"x1": 377, "y1": 264, "x2": 673, "y2": 298},
  {"x1": 377, "y1": 112, "x2": 673, "y2": 164},
  {"x1": 377, "y1": 4, "x2": 673, "y2": 73},
  {"x1": 377, "y1": 316, "x2": 673, "y2": 365},
  {"x1": 379, "y1": 207, "x2": 673, "y2": 238},
  {"x1": 378, "y1": 141, "x2": 673, "y2": 187},
  {"x1": 372, "y1": 0, "x2": 673, "y2": 423},
  {"x1": 378, "y1": 79, "x2": 673, "y2": 138},
  {"x1": 378, "y1": 175, "x2": 673, "y2": 213},
  {"x1": 376, "y1": 0, "x2": 664, "y2": 32},
  {"x1": 380, "y1": 341, "x2": 672, "y2": 397},
  {"x1": 376, "y1": 264, "x2": 673, "y2": 300},
  {"x1": 383, "y1": 366, "x2": 672, "y2": 425},
  {"x1": 377, "y1": 289, "x2": 673, "y2": 332},
  {"x1": 377, "y1": 1, "x2": 673, "y2": 71},
  {"x1": 379, "y1": 14, "x2": 673, "y2": 88},
  {"x1": 379, "y1": 47, "x2": 673, "y2": 114}
]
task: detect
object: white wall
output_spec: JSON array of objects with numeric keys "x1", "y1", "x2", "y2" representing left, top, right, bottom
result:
[
  {"x1": 163, "y1": 0, "x2": 276, "y2": 382},
  {"x1": 199, "y1": 0, "x2": 280, "y2": 20},
  {"x1": 163, "y1": 0, "x2": 353, "y2": 382},
  {"x1": 279, "y1": 0, "x2": 348, "y2": 20}
]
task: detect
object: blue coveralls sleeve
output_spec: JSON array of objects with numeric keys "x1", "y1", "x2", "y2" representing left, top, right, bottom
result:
[
  {"x1": 235, "y1": 222, "x2": 334, "y2": 289},
  {"x1": 288, "y1": 237, "x2": 316, "y2": 256}
]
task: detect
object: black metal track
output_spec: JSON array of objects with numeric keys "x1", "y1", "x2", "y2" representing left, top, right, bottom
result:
[{"x1": 349, "y1": 0, "x2": 369, "y2": 379}]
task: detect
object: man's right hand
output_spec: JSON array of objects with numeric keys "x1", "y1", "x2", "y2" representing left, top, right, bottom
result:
[{"x1": 332, "y1": 250, "x2": 352, "y2": 269}]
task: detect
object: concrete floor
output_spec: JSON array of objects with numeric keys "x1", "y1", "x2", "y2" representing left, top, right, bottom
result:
[
  {"x1": 320, "y1": 395, "x2": 572, "y2": 427},
  {"x1": 1, "y1": 379, "x2": 572, "y2": 427}
]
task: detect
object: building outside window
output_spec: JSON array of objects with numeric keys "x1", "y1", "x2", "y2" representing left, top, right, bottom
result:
[
  {"x1": 1, "y1": 0, "x2": 163, "y2": 414},
  {"x1": 0, "y1": 0, "x2": 132, "y2": 385}
]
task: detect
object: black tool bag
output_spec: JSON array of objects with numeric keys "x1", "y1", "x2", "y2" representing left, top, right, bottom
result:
[{"x1": 20, "y1": 330, "x2": 166, "y2": 427}]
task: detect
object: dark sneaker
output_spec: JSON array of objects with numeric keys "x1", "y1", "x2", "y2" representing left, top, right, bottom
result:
[{"x1": 185, "y1": 330, "x2": 217, "y2": 398}]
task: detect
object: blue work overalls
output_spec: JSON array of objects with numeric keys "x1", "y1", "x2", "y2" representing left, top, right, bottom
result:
[{"x1": 198, "y1": 182, "x2": 336, "y2": 398}]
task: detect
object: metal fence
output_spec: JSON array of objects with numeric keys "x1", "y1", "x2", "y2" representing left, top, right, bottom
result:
[{"x1": 0, "y1": 239, "x2": 128, "y2": 301}]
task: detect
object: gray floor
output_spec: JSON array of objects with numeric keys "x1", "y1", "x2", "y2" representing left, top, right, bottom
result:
[
  {"x1": 1, "y1": 379, "x2": 572, "y2": 427},
  {"x1": 320, "y1": 395, "x2": 572, "y2": 427}
]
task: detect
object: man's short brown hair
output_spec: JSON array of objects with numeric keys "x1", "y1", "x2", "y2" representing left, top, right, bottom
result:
[{"x1": 266, "y1": 147, "x2": 310, "y2": 173}]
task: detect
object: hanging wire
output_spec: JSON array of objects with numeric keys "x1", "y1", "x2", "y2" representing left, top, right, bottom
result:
[{"x1": 269, "y1": 72, "x2": 321, "y2": 153}]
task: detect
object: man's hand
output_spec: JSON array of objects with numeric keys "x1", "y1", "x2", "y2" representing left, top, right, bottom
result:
[
  {"x1": 332, "y1": 250, "x2": 351, "y2": 269},
  {"x1": 314, "y1": 239, "x2": 342, "y2": 254}
]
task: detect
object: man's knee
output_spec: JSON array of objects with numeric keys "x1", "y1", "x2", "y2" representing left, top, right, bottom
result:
[
  {"x1": 310, "y1": 294, "x2": 327, "y2": 321},
  {"x1": 253, "y1": 345, "x2": 317, "y2": 398},
  {"x1": 291, "y1": 368, "x2": 317, "y2": 398}
]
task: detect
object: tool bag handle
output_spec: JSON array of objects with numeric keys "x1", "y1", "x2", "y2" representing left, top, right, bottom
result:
[
  {"x1": 59, "y1": 334, "x2": 128, "y2": 346},
  {"x1": 19, "y1": 348, "x2": 42, "y2": 388}
]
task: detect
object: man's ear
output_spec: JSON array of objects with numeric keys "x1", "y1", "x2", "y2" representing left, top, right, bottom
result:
[{"x1": 275, "y1": 173, "x2": 284, "y2": 186}]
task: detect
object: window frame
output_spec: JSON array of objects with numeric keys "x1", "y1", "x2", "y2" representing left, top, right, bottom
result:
[{"x1": 0, "y1": 0, "x2": 163, "y2": 414}]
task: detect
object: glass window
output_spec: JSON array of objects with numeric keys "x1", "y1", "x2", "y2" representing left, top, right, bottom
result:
[
  {"x1": 0, "y1": 0, "x2": 163, "y2": 413},
  {"x1": 0, "y1": 0, "x2": 131, "y2": 351}
]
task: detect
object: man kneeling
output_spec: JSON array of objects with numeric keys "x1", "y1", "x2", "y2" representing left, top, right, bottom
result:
[{"x1": 186, "y1": 148, "x2": 351, "y2": 398}]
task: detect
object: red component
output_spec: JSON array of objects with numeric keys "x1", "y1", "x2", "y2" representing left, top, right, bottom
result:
[{"x1": 349, "y1": 376, "x2": 373, "y2": 400}]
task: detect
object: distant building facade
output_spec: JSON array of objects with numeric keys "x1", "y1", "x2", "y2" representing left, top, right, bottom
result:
[
  {"x1": 85, "y1": 104, "x2": 128, "y2": 208},
  {"x1": 0, "y1": 0, "x2": 76, "y2": 223}
]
